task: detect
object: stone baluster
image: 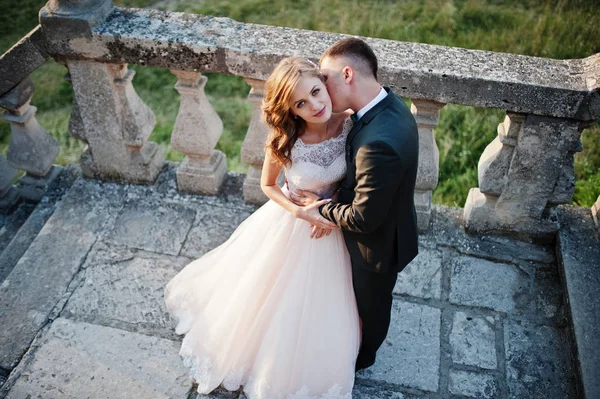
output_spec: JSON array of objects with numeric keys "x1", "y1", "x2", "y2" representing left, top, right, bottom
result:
[
  {"x1": 241, "y1": 78, "x2": 270, "y2": 205},
  {"x1": 548, "y1": 136, "x2": 583, "y2": 205},
  {"x1": 0, "y1": 78, "x2": 61, "y2": 202},
  {"x1": 464, "y1": 113, "x2": 583, "y2": 238},
  {"x1": 477, "y1": 113, "x2": 524, "y2": 196},
  {"x1": 170, "y1": 70, "x2": 227, "y2": 195},
  {"x1": 0, "y1": 154, "x2": 19, "y2": 213},
  {"x1": 63, "y1": 70, "x2": 86, "y2": 142},
  {"x1": 593, "y1": 196, "x2": 600, "y2": 229},
  {"x1": 411, "y1": 99, "x2": 445, "y2": 231},
  {"x1": 66, "y1": 60, "x2": 164, "y2": 183}
]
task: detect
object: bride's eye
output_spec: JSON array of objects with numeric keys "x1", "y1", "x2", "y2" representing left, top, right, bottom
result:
[
  {"x1": 297, "y1": 101, "x2": 305, "y2": 108},
  {"x1": 312, "y1": 88, "x2": 320, "y2": 96}
]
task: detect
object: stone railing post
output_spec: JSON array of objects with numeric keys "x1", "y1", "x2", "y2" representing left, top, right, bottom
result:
[
  {"x1": 40, "y1": 0, "x2": 114, "y2": 41},
  {"x1": 63, "y1": 70, "x2": 86, "y2": 142},
  {"x1": 0, "y1": 78, "x2": 61, "y2": 201},
  {"x1": 170, "y1": 70, "x2": 227, "y2": 195},
  {"x1": 241, "y1": 78, "x2": 270, "y2": 205},
  {"x1": 411, "y1": 99, "x2": 445, "y2": 231},
  {"x1": 464, "y1": 113, "x2": 583, "y2": 237},
  {"x1": 0, "y1": 154, "x2": 19, "y2": 212},
  {"x1": 66, "y1": 60, "x2": 164, "y2": 183},
  {"x1": 593, "y1": 196, "x2": 600, "y2": 229}
]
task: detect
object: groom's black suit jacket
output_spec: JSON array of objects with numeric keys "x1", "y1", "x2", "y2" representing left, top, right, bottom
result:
[{"x1": 320, "y1": 87, "x2": 419, "y2": 274}]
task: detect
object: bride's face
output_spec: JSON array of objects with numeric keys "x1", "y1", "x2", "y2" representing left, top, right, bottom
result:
[{"x1": 289, "y1": 76, "x2": 332, "y2": 124}]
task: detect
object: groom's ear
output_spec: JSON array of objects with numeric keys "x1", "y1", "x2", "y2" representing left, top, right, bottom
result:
[{"x1": 342, "y1": 66, "x2": 354, "y2": 84}]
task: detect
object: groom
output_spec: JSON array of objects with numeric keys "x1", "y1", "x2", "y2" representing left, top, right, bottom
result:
[{"x1": 294, "y1": 38, "x2": 420, "y2": 371}]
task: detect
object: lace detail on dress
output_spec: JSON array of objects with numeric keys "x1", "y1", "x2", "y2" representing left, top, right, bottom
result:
[
  {"x1": 285, "y1": 118, "x2": 352, "y2": 198},
  {"x1": 292, "y1": 118, "x2": 352, "y2": 168},
  {"x1": 181, "y1": 353, "x2": 353, "y2": 399},
  {"x1": 182, "y1": 354, "x2": 213, "y2": 393},
  {"x1": 286, "y1": 384, "x2": 352, "y2": 399}
]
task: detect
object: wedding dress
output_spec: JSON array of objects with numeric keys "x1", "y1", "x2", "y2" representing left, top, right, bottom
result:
[{"x1": 164, "y1": 118, "x2": 360, "y2": 399}]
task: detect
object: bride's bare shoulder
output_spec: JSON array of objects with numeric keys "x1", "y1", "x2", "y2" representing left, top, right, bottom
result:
[
  {"x1": 331, "y1": 109, "x2": 353, "y2": 124},
  {"x1": 337, "y1": 109, "x2": 354, "y2": 118}
]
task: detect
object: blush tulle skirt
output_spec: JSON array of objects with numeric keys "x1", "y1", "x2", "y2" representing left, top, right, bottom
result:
[{"x1": 164, "y1": 197, "x2": 361, "y2": 399}]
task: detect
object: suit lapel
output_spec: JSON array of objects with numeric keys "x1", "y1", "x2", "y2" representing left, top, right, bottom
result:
[{"x1": 346, "y1": 119, "x2": 365, "y2": 144}]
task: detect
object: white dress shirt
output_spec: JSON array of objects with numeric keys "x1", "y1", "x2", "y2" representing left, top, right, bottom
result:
[{"x1": 355, "y1": 87, "x2": 388, "y2": 120}]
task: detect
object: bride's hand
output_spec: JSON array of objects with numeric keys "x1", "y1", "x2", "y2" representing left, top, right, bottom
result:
[
  {"x1": 310, "y1": 225, "x2": 333, "y2": 239},
  {"x1": 289, "y1": 189, "x2": 320, "y2": 206}
]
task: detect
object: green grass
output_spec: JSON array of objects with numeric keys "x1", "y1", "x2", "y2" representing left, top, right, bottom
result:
[{"x1": 1, "y1": 0, "x2": 598, "y2": 206}]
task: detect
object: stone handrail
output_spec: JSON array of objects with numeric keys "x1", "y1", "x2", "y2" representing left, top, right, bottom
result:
[
  {"x1": 44, "y1": 7, "x2": 599, "y2": 121},
  {"x1": 1, "y1": 0, "x2": 598, "y2": 239}
]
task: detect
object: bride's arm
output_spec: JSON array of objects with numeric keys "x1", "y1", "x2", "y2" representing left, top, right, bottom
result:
[
  {"x1": 260, "y1": 151, "x2": 336, "y2": 229},
  {"x1": 260, "y1": 151, "x2": 299, "y2": 215}
]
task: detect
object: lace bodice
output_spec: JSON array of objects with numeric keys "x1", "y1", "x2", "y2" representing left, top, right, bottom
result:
[{"x1": 285, "y1": 118, "x2": 352, "y2": 199}]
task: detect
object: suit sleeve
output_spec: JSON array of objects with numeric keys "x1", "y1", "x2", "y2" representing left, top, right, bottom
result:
[{"x1": 320, "y1": 140, "x2": 402, "y2": 233}]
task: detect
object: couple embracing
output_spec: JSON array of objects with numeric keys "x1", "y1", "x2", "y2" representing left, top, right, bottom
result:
[{"x1": 164, "y1": 38, "x2": 419, "y2": 399}]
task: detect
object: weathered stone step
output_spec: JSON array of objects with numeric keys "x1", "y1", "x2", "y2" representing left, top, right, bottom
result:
[
  {"x1": 1, "y1": 318, "x2": 192, "y2": 399},
  {"x1": 557, "y1": 206, "x2": 600, "y2": 399},
  {"x1": 0, "y1": 165, "x2": 78, "y2": 283},
  {"x1": 0, "y1": 177, "x2": 127, "y2": 371},
  {"x1": 0, "y1": 203, "x2": 36, "y2": 254}
]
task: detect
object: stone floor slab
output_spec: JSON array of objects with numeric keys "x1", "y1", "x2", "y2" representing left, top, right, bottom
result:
[
  {"x1": 504, "y1": 319, "x2": 576, "y2": 398},
  {"x1": 449, "y1": 255, "x2": 531, "y2": 314},
  {"x1": 357, "y1": 300, "x2": 441, "y2": 392},
  {"x1": 5, "y1": 318, "x2": 191, "y2": 399},
  {"x1": 104, "y1": 200, "x2": 195, "y2": 256},
  {"x1": 0, "y1": 180, "x2": 125, "y2": 370},
  {"x1": 62, "y1": 241, "x2": 189, "y2": 339},
  {"x1": 393, "y1": 248, "x2": 442, "y2": 300},
  {"x1": 448, "y1": 369, "x2": 499, "y2": 398},
  {"x1": 531, "y1": 268, "x2": 565, "y2": 322},
  {"x1": 449, "y1": 311, "x2": 497, "y2": 370},
  {"x1": 181, "y1": 205, "x2": 252, "y2": 258},
  {"x1": 352, "y1": 383, "x2": 427, "y2": 398}
]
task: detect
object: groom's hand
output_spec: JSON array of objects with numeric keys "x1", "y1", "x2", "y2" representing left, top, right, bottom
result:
[
  {"x1": 289, "y1": 189, "x2": 320, "y2": 206},
  {"x1": 295, "y1": 199, "x2": 339, "y2": 230}
]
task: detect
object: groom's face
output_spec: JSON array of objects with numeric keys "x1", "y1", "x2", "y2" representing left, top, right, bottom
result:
[{"x1": 319, "y1": 56, "x2": 350, "y2": 113}]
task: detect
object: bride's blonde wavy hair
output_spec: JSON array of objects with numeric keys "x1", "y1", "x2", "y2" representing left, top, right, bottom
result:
[{"x1": 262, "y1": 57, "x2": 322, "y2": 166}]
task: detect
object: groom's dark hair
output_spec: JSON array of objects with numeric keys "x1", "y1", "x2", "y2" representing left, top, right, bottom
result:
[{"x1": 320, "y1": 38, "x2": 378, "y2": 81}]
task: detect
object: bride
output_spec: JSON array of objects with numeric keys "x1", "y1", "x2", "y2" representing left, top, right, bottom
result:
[{"x1": 164, "y1": 57, "x2": 360, "y2": 399}]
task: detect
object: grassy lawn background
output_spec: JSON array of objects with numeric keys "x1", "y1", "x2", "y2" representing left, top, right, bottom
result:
[{"x1": 1, "y1": 0, "x2": 598, "y2": 206}]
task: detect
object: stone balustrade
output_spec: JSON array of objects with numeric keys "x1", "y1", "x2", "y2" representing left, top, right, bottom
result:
[
  {"x1": 0, "y1": 77, "x2": 61, "y2": 208},
  {"x1": 0, "y1": 0, "x2": 598, "y2": 237}
]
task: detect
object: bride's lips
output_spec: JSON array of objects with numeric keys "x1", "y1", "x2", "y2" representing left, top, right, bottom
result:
[{"x1": 313, "y1": 106, "x2": 326, "y2": 117}]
